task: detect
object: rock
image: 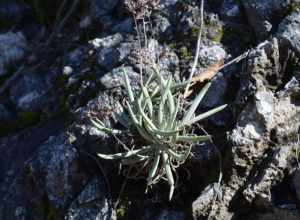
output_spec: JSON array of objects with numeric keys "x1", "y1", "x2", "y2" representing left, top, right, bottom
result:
[
  {"x1": 61, "y1": 46, "x2": 103, "y2": 111},
  {"x1": 63, "y1": 66, "x2": 74, "y2": 76},
  {"x1": 66, "y1": 177, "x2": 115, "y2": 220},
  {"x1": 64, "y1": 47, "x2": 87, "y2": 73},
  {"x1": 277, "y1": 76, "x2": 300, "y2": 98},
  {"x1": 71, "y1": 91, "x2": 124, "y2": 148},
  {"x1": 0, "y1": 118, "x2": 65, "y2": 219},
  {"x1": 246, "y1": 208, "x2": 300, "y2": 220},
  {"x1": 117, "y1": 41, "x2": 134, "y2": 62},
  {"x1": 88, "y1": 0, "x2": 119, "y2": 18},
  {"x1": 9, "y1": 71, "x2": 49, "y2": 112},
  {"x1": 178, "y1": 7, "x2": 224, "y2": 43},
  {"x1": 179, "y1": 5, "x2": 202, "y2": 35},
  {"x1": 200, "y1": 72, "x2": 228, "y2": 108},
  {"x1": 97, "y1": 47, "x2": 121, "y2": 71},
  {"x1": 198, "y1": 45, "x2": 226, "y2": 67},
  {"x1": 89, "y1": 33, "x2": 131, "y2": 71},
  {"x1": 156, "y1": 44, "x2": 180, "y2": 79},
  {"x1": 154, "y1": 209, "x2": 185, "y2": 220},
  {"x1": 235, "y1": 39, "x2": 281, "y2": 107},
  {"x1": 192, "y1": 184, "x2": 221, "y2": 218},
  {"x1": 160, "y1": 0, "x2": 178, "y2": 8},
  {"x1": 220, "y1": 0, "x2": 240, "y2": 18},
  {"x1": 90, "y1": 33, "x2": 123, "y2": 49},
  {"x1": 100, "y1": 66, "x2": 139, "y2": 90},
  {"x1": 0, "y1": 32, "x2": 27, "y2": 76},
  {"x1": 26, "y1": 134, "x2": 89, "y2": 210},
  {"x1": 205, "y1": 13, "x2": 224, "y2": 43},
  {"x1": 230, "y1": 45, "x2": 299, "y2": 214},
  {"x1": 87, "y1": 0, "x2": 122, "y2": 31},
  {"x1": 293, "y1": 169, "x2": 300, "y2": 203},
  {"x1": 152, "y1": 15, "x2": 172, "y2": 39},
  {"x1": 159, "y1": 0, "x2": 179, "y2": 18},
  {"x1": 192, "y1": 39, "x2": 300, "y2": 219},
  {"x1": 111, "y1": 18, "x2": 134, "y2": 34},
  {"x1": 277, "y1": 11, "x2": 300, "y2": 54},
  {"x1": 243, "y1": 143, "x2": 299, "y2": 204},
  {"x1": 0, "y1": 131, "x2": 111, "y2": 219},
  {"x1": 241, "y1": 0, "x2": 295, "y2": 39}
]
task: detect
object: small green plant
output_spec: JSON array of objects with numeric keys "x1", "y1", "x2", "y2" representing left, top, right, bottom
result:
[{"x1": 91, "y1": 65, "x2": 226, "y2": 200}]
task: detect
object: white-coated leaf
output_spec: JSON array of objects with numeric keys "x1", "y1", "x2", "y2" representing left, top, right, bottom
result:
[
  {"x1": 182, "y1": 82, "x2": 211, "y2": 124},
  {"x1": 123, "y1": 68, "x2": 135, "y2": 103},
  {"x1": 182, "y1": 104, "x2": 227, "y2": 127}
]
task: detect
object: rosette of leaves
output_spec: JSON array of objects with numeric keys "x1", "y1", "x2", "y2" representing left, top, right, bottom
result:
[{"x1": 91, "y1": 66, "x2": 226, "y2": 200}]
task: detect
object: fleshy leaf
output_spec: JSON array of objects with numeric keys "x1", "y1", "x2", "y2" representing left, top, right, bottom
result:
[
  {"x1": 147, "y1": 151, "x2": 161, "y2": 183},
  {"x1": 97, "y1": 146, "x2": 151, "y2": 160},
  {"x1": 123, "y1": 68, "x2": 135, "y2": 103},
  {"x1": 182, "y1": 104, "x2": 227, "y2": 127},
  {"x1": 177, "y1": 135, "x2": 211, "y2": 143},
  {"x1": 182, "y1": 82, "x2": 211, "y2": 124}
]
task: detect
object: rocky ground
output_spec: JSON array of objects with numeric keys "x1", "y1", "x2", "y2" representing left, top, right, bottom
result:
[{"x1": 0, "y1": 0, "x2": 300, "y2": 219}]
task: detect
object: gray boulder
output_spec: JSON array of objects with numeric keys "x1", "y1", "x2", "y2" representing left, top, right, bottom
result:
[
  {"x1": 192, "y1": 39, "x2": 300, "y2": 219},
  {"x1": 242, "y1": 0, "x2": 300, "y2": 39},
  {"x1": 90, "y1": 33, "x2": 132, "y2": 71},
  {"x1": 220, "y1": 0, "x2": 240, "y2": 18},
  {"x1": 277, "y1": 11, "x2": 300, "y2": 54},
  {"x1": 100, "y1": 66, "x2": 139, "y2": 90},
  {"x1": 90, "y1": 33, "x2": 123, "y2": 49},
  {"x1": 26, "y1": 134, "x2": 89, "y2": 210},
  {"x1": 0, "y1": 32, "x2": 27, "y2": 76},
  {"x1": 200, "y1": 72, "x2": 228, "y2": 108},
  {"x1": 0, "y1": 118, "x2": 66, "y2": 219},
  {"x1": 71, "y1": 91, "x2": 124, "y2": 150},
  {"x1": 198, "y1": 45, "x2": 226, "y2": 67},
  {"x1": 88, "y1": 0, "x2": 119, "y2": 18},
  {"x1": 66, "y1": 177, "x2": 115, "y2": 220},
  {"x1": 9, "y1": 71, "x2": 49, "y2": 112}
]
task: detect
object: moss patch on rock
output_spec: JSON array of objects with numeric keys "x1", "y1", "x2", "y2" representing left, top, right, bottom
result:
[
  {"x1": 179, "y1": 46, "x2": 193, "y2": 61},
  {"x1": 190, "y1": 20, "x2": 224, "y2": 43},
  {"x1": 286, "y1": 2, "x2": 300, "y2": 14}
]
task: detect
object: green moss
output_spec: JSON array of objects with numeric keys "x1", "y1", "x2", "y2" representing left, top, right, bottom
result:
[
  {"x1": 116, "y1": 198, "x2": 131, "y2": 220},
  {"x1": 191, "y1": 26, "x2": 200, "y2": 38},
  {"x1": 168, "y1": 43, "x2": 177, "y2": 50},
  {"x1": 190, "y1": 22, "x2": 224, "y2": 43},
  {"x1": 211, "y1": 27, "x2": 224, "y2": 43},
  {"x1": 179, "y1": 46, "x2": 193, "y2": 61},
  {"x1": 286, "y1": 2, "x2": 300, "y2": 14}
]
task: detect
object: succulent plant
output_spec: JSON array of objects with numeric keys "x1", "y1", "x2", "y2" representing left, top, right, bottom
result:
[{"x1": 91, "y1": 65, "x2": 227, "y2": 200}]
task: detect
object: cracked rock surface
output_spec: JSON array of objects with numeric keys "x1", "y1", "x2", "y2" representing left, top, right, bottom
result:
[{"x1": 0, "y1": 1, "x2": 300, "y2": 219}]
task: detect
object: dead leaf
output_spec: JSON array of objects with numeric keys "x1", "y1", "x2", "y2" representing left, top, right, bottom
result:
[
  {"x1": 183, "y1": 60, "x2": 224, "y2": 98},
  {"x1": 192, "y1": 60, "x2": 224, "y2": 83}
]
